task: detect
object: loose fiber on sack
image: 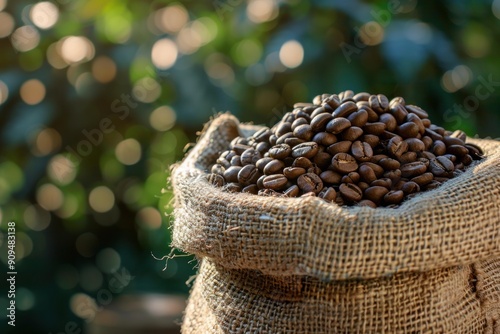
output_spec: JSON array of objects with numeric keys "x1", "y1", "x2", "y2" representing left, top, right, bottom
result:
[{"x1": 171, "y1": 113, "x2": 500, "y2": 333}]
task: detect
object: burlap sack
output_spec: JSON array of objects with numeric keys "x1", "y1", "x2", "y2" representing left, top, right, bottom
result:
[{"x1": 171, "y1": 113, "x2": 500, "y2": 333}]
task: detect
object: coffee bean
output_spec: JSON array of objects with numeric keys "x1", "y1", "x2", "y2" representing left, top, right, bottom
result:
[
  {"x1": 256, "y1": 142, "x2": 270, "y2": 153},
  {"x1": 327, "y1": 141, "x2": 352, "y2": 155},
  {"x1": 263, "y1": 174, "x2": 288, "y2": 190},
  {"x1": 314, "y1": 151, "x2": 332, "y2": 169},
  {"x1": 379, "y1": 113, "x2": 397, "y2": 131},
  {"x1": 371, "y1": 178, "x2": 392, "y2": 189},
  {"x1": 358, "y1": 182, "x2": 370, "y2": 192},
  {"x1": 253, "y1": 127, "x2": 272, "y2": 142},
  {"x1": 319, "y1": 187, "x2": 337, "y2": 202},
  {"x1": 331, "y1": 153, "x2": 358, "y2": 173},
  {"x1": 361, "y1": 162, "x2": 385, "y2": 178},
  {"x1": 362, "y1": 106, "x2": 380, "y2": 122},
  {"x1": 223, "y1": 166, "x2": 242, "y2": 183},
  {"x1": 242, "y1": 184, "x2": 259, "y2": 194},
  {"x1": 390, "y1": 103, "x2": 408, "y2": 124},
  {"x1": 358, "y1": 199, "x2": 377, "y2": 208},
  {"x1": 405, "y1": 104, "x2": 428, "y2": 119},
  {"x1": 310, "y1": 113, "x2": 333, "y2": 132},
  {"x1": 347, "y1": 109, "x2": 369, "y2": 127},
  {"x1": 399, "y1": 151, "x2": 418, "y2": 164},
  {"x1": 353, "y1": 92, "x2": 370, "y2": 102},
  {"x1": 284, "y1": 185, "x2": 300, "y2": 197},
  {"x1": 424, "y1": 128, "x2": 443, "y2": 141},
  {"x1": 465, "y1": 143, "x2": 484, "y2": 160},
  {"x1": 276, "y1": 132, "x2": 294, "y2": 145},
  {"x1": 341, "y1": 171, "x2": 360, "y2": 184},
  {"x1": 342, "y1": 126, "x2": 363, "y2": 141},
  {"x1": 326, "y1": 117, "x2": 351, "y2": 134},
  {"x1": 388, "y1": 136, "x2": 409, "y2": 158},
  {"x1": 390, "y1": 96, "x2": 405, "y2": 106},
  {"x1": 238, "y1": 164, "x2": 261, "y2": 185},
  {"x1": 263, "y1": 159, "x2": 285, "y2": 175},
  {"x1": 211, "y1": 164, "x2": 226, "y2": 176},
  {"x1": 275, "y1": 122, "x2": 292, "y2": 137},
  {"x1": 332, "y1": 101, "x2": 357, "y2": 118},
  {"x1": 405, "y1": 138, "x2": 425, "y2": 152},
  {"x1": 378, "y1": 157, "x2": 400, "y2": 170},
  {"x1": 351, "y1": 140, "x2": 373, "y2": 162},
  {"x1": 402, "y1": 181, "x2": 420, "y2": 195},
  {"x1": 429, "y1": 156, "x2": 454, "y2": 176},
  {"x1": 240, "y1": 148, "x2": 262, "y2": 166},
  {"x1": 432, "y1": 140, "x2": 446, "y2": 156},
  {"x1": 443, "y1": 154, "x2": 457, "y2": 163},
  {"x1": 384, "y1": 169, "x2": 402, "y2": 181},
  {"x1": 256, "y1": 157, "x2": 273, "y2": 172},
  {"x1": 269, "y1": 134, "x2": 278, "y2": 146},
  {"x1": 208, "y1": 173, "x2": 225, "y2": 187},
  {"x1": 324, "y1": 95, "x2": 341, "y2": 109},
  {"x1": 369, "y1": 94, "x2": 387, "y2": 113},
  {"x1": 310, "y1": 106, "x2": 329, "y2": 118},
  {"x1": 400, "y1": 161, "x2": 427, "y2": 178},
  {"x1": 411, "y1": 172, "x2": 433, "y2": 187},
  {"x1": 365, "y1": 186, "x2": 389, "y2": 204},
  {"x1": 292, "y1": 157, "x2": 313, "y2": 169},
  {"x1": 358, "y1": 164, "x2": 377, "y2": 183},
  {"x1": 297, "y1": 173, "x2": 324, "y2": 194},
  {"x1": 313, "y1": 132, "x2": 338, "y2": 146},
  {"x1": 284, "y1": 137, "x2": 305, "y2": 147},
  {"x1": 363, "y1": 122, "x2": 386, "y2": 135},
  {"x1": 398, "y1": 122, "x2": 420, "y2": 139},
  {"x1": 384, "y1": 190, "x2": 404, "y2": 205},
  {"x1": 462, "y1": 154, "x2": 473, "y2": 166},
  {"x1": 283, "y1": 167, "x2": 306, "y2": 179},
  {"x1": 224, "y1": 182, "x2": 242, "y2": 193},
  {"x1": 450, "y1": 130, "x2": 467, "y2": 141},
  {"x1": 268, "y1": 144, "x2": 292, "y2": 160},
  {"x1": 291, "y1": 142, "x2": 319, "y2": 159},
  {"x1": 424, "y1": 181, "x2": 442, "y2": 190},
  {"x1": 446, "y1": 145, "x2": 468, "y2": 158},
  {"x1": 293, "y1": 124, "x2": 314, "y2": 141},
  {"x1": 339, "y1": 183, "x2": 363, "y2": 202},
  {"x1": 418, "y1": 151, "x2": 436, "y2": 160},
  {"x1": 291, "y1": 117, "x2": 309, "y2": 130},
  {"x1": 362, "y1": 134, "x2": 380, "y2": 148},
  {"x1": 319, "y1": 170, "x2": 342, "y2": 184}
]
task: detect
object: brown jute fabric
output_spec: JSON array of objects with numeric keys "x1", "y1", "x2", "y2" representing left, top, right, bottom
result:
[{"x1": 171, "y1": 113, "x2": 500, "y2": 333}]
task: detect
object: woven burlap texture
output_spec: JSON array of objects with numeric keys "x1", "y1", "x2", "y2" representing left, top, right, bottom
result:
[{"x1": 172, "y1": 113, "x2": 500, "y2": 333}]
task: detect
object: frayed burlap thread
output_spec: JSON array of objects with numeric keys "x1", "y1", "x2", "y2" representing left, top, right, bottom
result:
[{"x1": 172, "y1": 113, "x2": 500, "y2": 333}]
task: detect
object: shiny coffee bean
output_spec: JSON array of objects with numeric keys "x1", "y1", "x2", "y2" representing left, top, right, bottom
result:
[
  {"x1": 313, "y1": 132, "x2": 338, "y2": 146},
  {"x1": 327, "y1": 141, "x2": 352, "y2": 155},
  {"x1": 263, "y1": 159, "x2": 285, "y2": 175},
  {"x1": 319, "y1": 170, "x2": 342, "y2": 184},
  {"x1": 223, "y1": 166, "x2": 242, "y2": 183},
  {"x1": 319, "y1": 187, "x2": 337, "y2": 202},
  {"x1": 378, "y1": 157, "x2": 400, "y2": 170},
  {"x1": 238, "y1": 165, "x2": 261, "y2": 185},
  {"x1": 326, "y1": 117, "x2": 351, "y2": 134},
  {"x1": 347, "y1": 109, "x2": 369, "y2": 127},
  {"x1": 339, "y1": 183, "x2": 363, "y2": 202},
  {"x1": 384, "y1": 190, "x2": 404, "y2": 205},
  {"x1": 332, "y1": 101, "x2": 357, "y2": 118},
  {"x1": 358, "y1": 199, "x2": 377, "y2": 208},
  {"x1": 411, "y1": 172, "x2": 433, "y2": 187},
  {"x1": 284, "y1": 185, "x2": 300, "y2": 197},
  {"x1": 358, "y1": 164, "x2": 377, "y2": 183},
  {"x1": 363, "y1": 122, "x2": 386, "y2": 135},
  {"x1": 398, "y1": 122, "x2": 420, "y2": 139},
  {"x1": 405, "y1": 104, "x2": 428, "y2": 119},
  {"x1": 362, "y1": 134, "x2": 380, "y2": 148},
  {"x1": 293, "y1": 124, "x2": 314, "y2": 141},
  {"x1": 292, "y1": 142, "x2": 319, "y2": 159},
  {"x1": 447, "y1": 145, "x2": 468, "y2": 158},
  {"x1": 429, "y1": 156, "x2": 454, "y2": 176},
  {"x1": 297, "y1": 173, "x2": 324, "y2": 194},
  {"x1": 402, "y1": 181, "x2": 420, "y2": 195},
  {"x1": 263, "y1": 174, "x2": 288, "y2": 190},
  {"x1": 256, "y1": 157, "x2": 273, "y2": 172},
  {"x1": 365, "y1": 186, "x2": 389, "y2": 204},
  {"x1": 208, "y1": 173, "x2": 225, "y2": 187},
  {"x1": 283, "y1": 167, "x2": 306, "y2": 179},
  {"x1": 361, "y1": 162, "x2": 385, "y2": 178},
  {"x1": 341, "y1": 172, "x2": 360, "y2": 184},
  {"x1": 400, "y1": 161, "x2": 427, "y2": 178},
  {"x1": 268, "y1": 144, "x2": 292, "y2": 160},
  {"x1": 291, "y1": 117, "x2": 308, "y2": 130},
  {"x1": 371, "y1": 178, "x2": 392, "y2": 189},
  {"x1": 211, "y1": 163, "x2": 226, "y2": 176},
  {"x1": 388, "y1": 136, "x2": 409, "y2": 158},
  {"x1": 342, "y1": 126, "x2": 363, "y2": 141},
  {"x1": 398, "y1": 151, "x2": 417, "y2": 164},
  {"x1": 310, "y1": 113, "x2": 333, "y2": 132},
  {"x1": 379, "y1": 113, "x2": 397, "y2": 132},
  {"x1": 331, "y1": 153, "x2": 359, "y2": 173},
  {"x1": 351, "y1": 141, "x2": 374, "y2": 162},
  {"x1": 242, "y1": 184, "x2": 259, "y2": 194},
  {"x1": 405, "y1": 138, "x2": 425, "y2": 152}
]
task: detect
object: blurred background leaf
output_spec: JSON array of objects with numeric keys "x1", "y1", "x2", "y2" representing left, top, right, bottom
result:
[{"x1": 0, "y1": 0, "x2": 499, "y2": 333}]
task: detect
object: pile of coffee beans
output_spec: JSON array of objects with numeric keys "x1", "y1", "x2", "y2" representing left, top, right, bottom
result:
[{"x1": 207, "y1": 91, "x2": 484, "y2": 208}]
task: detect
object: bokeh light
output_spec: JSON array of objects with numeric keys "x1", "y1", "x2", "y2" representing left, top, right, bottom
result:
[
  {"x1": 359, "y1": 21, "x2": 384, "y2": 46},
  {"x1": 154, "y1": 4, "x2": 189, "y2": 33},
  {"x1": 136, "y1": 207, "x2": 162, "y2": 229},
  {"x1": 279, "y1": 40, "x2": 304, "y2": 69},
  {"x1": 151, "y1": 38, "x2": 178, "y2": 70},
  {"x1": 36, "y1": 183, "x2": 64, "y2": 211},
  {"x1": 493, "y1": 0, "x2": 500, "y2": 19},
  {"x1": 441, "y1": 65, "x2": 473, "y2": 93},
  {"x1": 11, "y1": 26, "x2": 40, "y2": 52},
  {"x1": 149, "y1": 106, "x2": 177, "y2": 132},
  {"x1": 47, "y1": 154, "x2": 77, "y2": 185},
  {"x1": 0, "y1": 80, "x2": 8, "y2": 105},
  {"x1": 0, "y1": 0, "x2": 6, "y2": 11},
  {"x1": 89, "y1": 186, "x2": 115, "y2": 213},
  {"x1": 92, "y1": 56, "x2": 117, "y2": 83},
  {"x1": 24, "y1": 205, "x2": 51, "y2": 231},
  {"x1": 231, "y1": 39, "x2": 263, "y2": 67},
  {"x1": 16, "y1": 288, "x2": 35, "y2": 311},
  {"x1": 30, "y1": 1, "x2": 59, "y2": 30},
  {"x1": 0, "y1": 12, "x2": 15, "y2": 38},
  {"x1": 32, "y1": 128, "x2": 62, "y2": 156},
  {"x1": 95, "y1": 248, "x2": 121, "y2": 274},
  {"x1": 60, "y1": 36, "x2": 95, "y2": 64},
  {"x1": 115, "y1": 138, "x2": 142, "y2": 165},
  {"x1": 132, "y1": 77, "x2": 161, "y2": 103},
  {"x1": 20, "y1": 79, "x2": 46, "y2": 105},
  {"x1": 247, "y1": 0, "x2": 279, "y2": 23},
  {"x1": 70, "y1": 293, "x2": 96, "y2": 319}
]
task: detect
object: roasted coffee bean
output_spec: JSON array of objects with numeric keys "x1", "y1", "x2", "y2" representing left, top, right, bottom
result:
[
  {"x1": 342, "y1": 171, "x2": 360, "y2": 184},
  {"x1": 443, "y1": 154, "x2": 457, "y2": 162},
  {"x1": 240, "y1": 148, "x2": 262, "y2": 165},
  {"x1": 211, "y1": 163, "x2": 226, "y2": 175},
  {"x1": 208, "y1": 173, "x2": 225, "y2": 187},
  {"x1": 465, "y1": 143, "x2": 484, "y2": 160},
  {"x1": 310, "y1": 113, "x2": 333, "y2": 132},
  {"x1": 253, "y1": 127, "x2": 272, "y2": 142},
  {"x1": 339, "y1": 90, "x2": 355, "y2": 102},
  {"x1": 363, "y1": 122, "x2": 386, "y2": 135},
  {"x1": 256, "y1": 142, "x2": 270, "y2": 153},
  {"x1": 238, "y1": 164, "x2": 261, "y2": 185},
  {"x1": 388, "y1": 136, "x2": 409, "y2": 158},
  {"x1": 365, "y1": 186, "x2": 389, "y2": 204},
  {"x1": 314, "y1": 151, "x2": 332, "y2": 169},
  {"x1": 378, "y1": 157, "x2": 400, "y2": 170},
  {"x1": 332, "y1": 101, "x2": 357, "y2": 118},
  {"x1": 319, "y1": 170, "x2": 342, "y2": 184},
  {"x1": 361, "y1": 162, "x2": 385, "y2": 178},
  {"x1": 399, "y1": 151, "x2": 417, "y2": 164},
  {"x1": 362, "y1": 134, "x2": 380, "y2": 148},
  {"x1": 369, "y1": 94, "x2": 388, "y2": 113},
  {"x1": 342, "y1": 126, "x2": 363, "y2": 141},
  {"x1": 331, "y1": 153, "x2": 358, "y2": 173},
  {"x1": 313, "y1": 132, "x2": 338, "y2": 146},
  {"x1": 283, "y1": 167, "x2": 306, "y2": 179},
  {"x1": 224, "y1": 182, "x2": 242, "y2": 193},
  {"x1": 263, "y1": 174, "x2": 288, "y2": 190},
  {"x1": 405, "y1": 104, "x2": 428, "y2": 119},
  {"x1": 256, "y1": 157, "x2": 273, "y2": 172},
  {"x1": 297, "y1": 173, "x2": 324, "y2": 194},
  {"x1": 230, "y1": 155, "x2": 241, "y2": 166},
  {"x1": 447, "y1": 145, "x2": 468, "y2": 158},
  {"x1": 339, "y1": 183, "x2": 363, "y2": 202},
  {"x1": 293, "y1": 124, "x2": 314, "y2": 141},
  {"x1": 319, "y1": 187, "x2": 337, "y2": 202},
  {"x1": 400, "y1": 161, "x2": 427, "y2": 178},
  {"x1": 216, "y1": 157, "x2": 231, "y2": 169},
  {"x1": 390, "y1": 96, "x2": 405, "y2": 106},
  {"x1": 379, "y1": 113, "x2": 397, "y2": 132},
  {"x1": 390, "y1": 103, "x2": 408, "y2": 124},
  {"x1": 223, "y1": 166, "x2": 242, "y2": 183},
  {"x1": 358, "y1": 199, "x2": 377, "y2": 208},
  {"x1": 402, "y1": 181, "x2": 420, "y2": 195},
  {"x1": 292, "y1": 142, "x2": 319, "y2": 159},
  {"x1": 291, "y1": 117, "x2": 309, "y2": 130},
  {"x1": 310, "y1": 106, "x2": 328, "y2": 118},
  {"x1": 276, "y1": 132, "x2": 294, "y2": 145},
  {"x1": 462, "y1": 154, "x2": 473, "y2": 166},
  {"x1": 268, "y1": 144, "x2": 292, "y2": 160},
  {"x1": 353, "y1": 92, "x2": 370, "y2": 102},
  {"x1": 398, "y1": 122, "x2": 420, "y2": 139},
  {"x1": 384, "y1": 190, "x2": 404, "y2": 205},
  {"x1": 275, "y1": 122, "x2": 292, "y2": 137},
  {"x1": 425, "y1": 181, "x2": 442, "y2": 190},
  {"x1": 284, "y1": 185, "x2": 300, "y2": 197},
  {"x1": 269, "y1": 134, "x2": 278, "y2": 146},
  {"x1": 327, "y1": 141, "x2": 352, "y2": 155},
  {"x1": 418, "y1": 158, "x2": 430, "y2": 168},
  {"x1": 429, "y1": 156, "x2": 454, "y2": 176},
  {"x1": 406, "y1": 113, "x2": 425, "y2": 134},
  {"x1": 405, "y1": 138, "x2": 425, "y2": 152},
  {"x1": 293, "y1": 157, "x2": 313, "y2": 169},
  {"x1": 242, "y1": 184, "x2": 259, "y2": 194},
  {"x1": 358, "y1": 164, "x2": 377, "y2": 183},
  {"x1": 411, "y1": 172, "x2": 433, "y2": 187},
  {"x1": 432, "y1": 140, "x2": 446, "y2": 156},
  {"x1": 357, "y1": 182, "x2": 369, "y2": 192},
  {"x1": 371, "y1": 154, "x2": 389, "y2": 163},
  {"x1": 424, "y1": 128, "x2": 443, "y2": 141},
  {"x1": 384, "y1": 169, "x2": 402, "y2": 181},
  {"x1": 418, "y1": 151, "x2": 436, "y2": 160},
  {"x1": 326, "y1": 117, "x2": 351, "y2": 134},
  {"x1": 371, "y1": 178, "x2": 392, "y2": 189},
  {"x1": 256, "y1": 174, "x2": 266, "y2": 189},
  {"x1": 263, "y1": 159, "x2": 285, "y2": 175},
  {"x1": 363, "y1": 106, "x2": 380, "y2": 122},
  {"x1": 324, "y1": 95, "x2": 341, "y2": 109},
  {"x1": 307, "y1": 164, "x2": 322, "y2": 175},
  {"x1": 351, "y1": 140, "x2": 373, "y2": 162},
  {"x1": 450, "y1": 130, "x2": 467, "y2": 141},
  {"x1": 284, "y1": 137, "x2": 305, "y2": 147},
  {"x1": 348, "y1": 109, "x2": 369, "y2": 127}
]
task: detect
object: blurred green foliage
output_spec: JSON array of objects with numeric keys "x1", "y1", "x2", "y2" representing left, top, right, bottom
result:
[{"x1": 0, "y1": 0, "x2": 499, "y2": 333}]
